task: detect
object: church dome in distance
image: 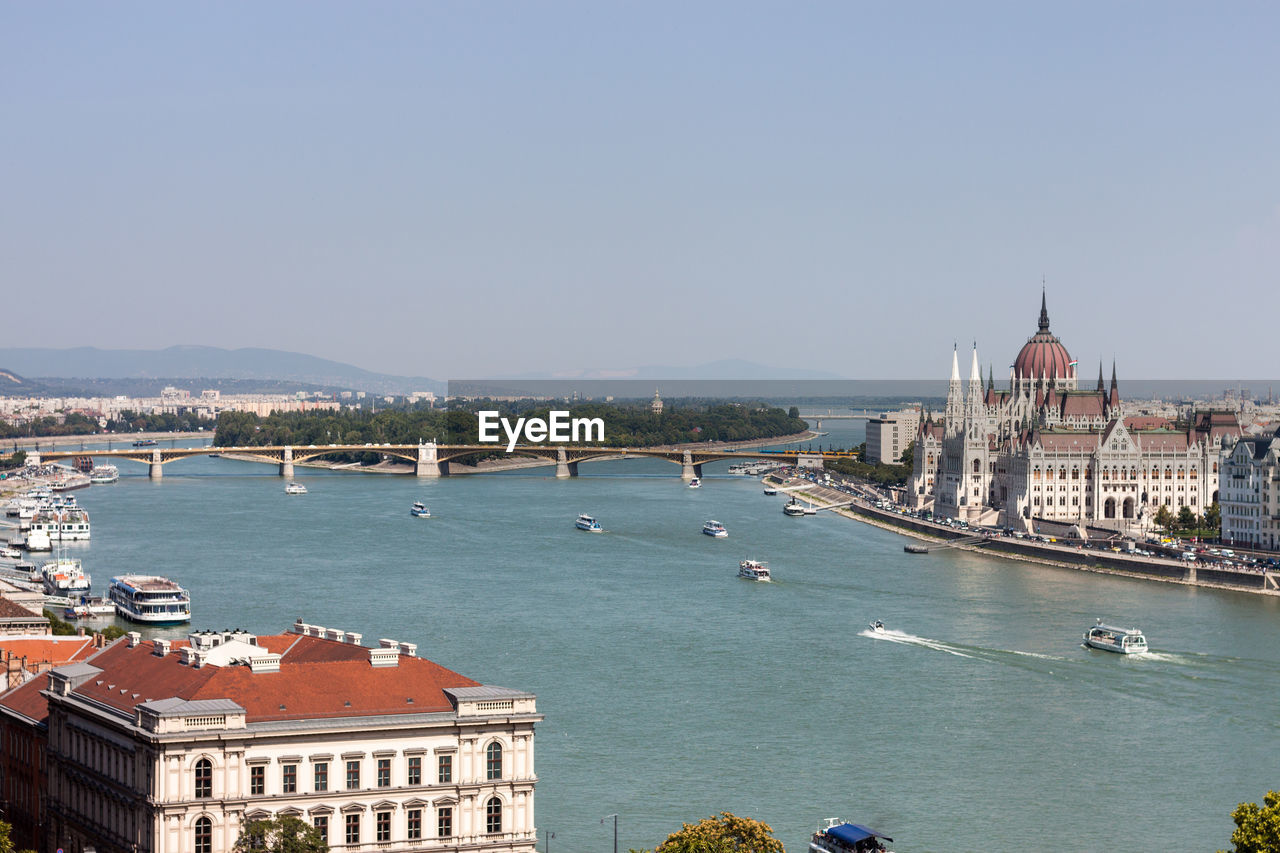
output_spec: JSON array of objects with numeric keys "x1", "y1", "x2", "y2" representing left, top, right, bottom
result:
[{"x1": 1013, "y1": 292, "x2": 1073, "y2": 381}]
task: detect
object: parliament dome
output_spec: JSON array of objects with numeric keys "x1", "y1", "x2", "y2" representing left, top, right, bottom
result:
[{"x1": 1013, "y1": 293, "x2": 1073, "y2": 381}]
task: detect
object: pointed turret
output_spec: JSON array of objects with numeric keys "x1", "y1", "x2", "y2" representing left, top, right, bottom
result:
[
  {"x1": 945, "y1": 344, "x2": 963, "y2": 436},
  {"x1": 1097, "y1": 362, "x2": 1105, "y2": 392},
  {"x1": 1109, "y1": 361, "x2": 1120, "y2": 409},
  {"x1": 985, "y1": 365, "x2": 996, "y2": 406},
  {"x1": 966, "y1": 344, "x2": 984, "y2": 421},
  {"x1": 1038, "y1": 287, "x2": 1051, "y2": 333}
]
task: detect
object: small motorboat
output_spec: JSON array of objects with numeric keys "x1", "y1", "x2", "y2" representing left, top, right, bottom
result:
[
  {"x1": 688, "y1": 477, "x2": 702, "y2": 488},
  {"x1": 284, "y1": 482, "x2": 308, "y2": 495},
  {"x1": 575, "y1": 513, "x2": 602, "y2": 532},
  {"x1": 869, "y1": 620, "x2": 886, "y2": 634},
  {"x1": 411, "y1": 502, "x2": 431, "y2": 518},
  {"x1": 702, "y1": 520, "x2": 728, "y2": 538}
]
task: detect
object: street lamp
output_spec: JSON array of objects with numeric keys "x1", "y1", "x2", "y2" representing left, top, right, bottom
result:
[{"x1": 601, "y1": 814, "x2": 618, "y2": 853}]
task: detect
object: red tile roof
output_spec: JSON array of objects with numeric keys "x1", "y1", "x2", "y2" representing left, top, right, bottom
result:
[
  {"x1": 0, "y1": 673, "x2": 53, "y2": 723},
  {"x1": 0, "y1": 636, "x2": 96, "y2": 669},
  {"x1": 0, "y1": 598, "x2": 42, "y2": 620}
]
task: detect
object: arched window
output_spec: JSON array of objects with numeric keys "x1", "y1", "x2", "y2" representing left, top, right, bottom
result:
[
  {"x1": 1165, "y1": 467, "x2": 1173, "y2": 480},
  {"x1": 195, "y1": 817, "x2": 213, "y2": 853},
  {"x1": 194, "y1": 758, "x2": 213, "y2": 799},
  {"x1": 1190, "y1": 468, "x2": 1198, "y2": 480},
  {"x1": 1071, "y1": 466, "x2": 1079, "y2": 480},
  {"x1": 486, "y1": 797, "x2": 503, "y2": 834},
  {"x1": 1059, "y1": 466, "x2": 1068, "y2": 480},
  {"x1": 1102, "y1": 469, "x2": 1110, "y2": 481},
  {"x1": 485, "y1": 741, "x2": 502, "y2": 780},
  {"x1": 972, "y1": 458, "x2": 980, "y2": 474}
]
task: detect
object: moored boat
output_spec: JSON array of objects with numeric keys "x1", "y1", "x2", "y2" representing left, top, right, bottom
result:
[
  {"x1": 810, "y1": 818, "x2": 894, "y2": 853},
  {"x1": 762, "y1": 485, "x2": 778, "y2": 496},
  {"x1": 411, "y1": 502, "x2": 431, "y2": 518},
  {"x1": 89, "y1": 464, "x2": 119, "y2": 484},
  {"x1": 64, "y1": 596, "x2": 115, "y2": 619},
  {"x1": 24, "y1": 529, "x2": 52, "y2": 552},
  {"x1": 702, "y1": 520, "x2": 728, "y2": 538},
  {"x1": 738, "y1": 559, "x2": 771, "y2": 581},
  {"x1": 108, "y1": 575, "x2": 192, "y2": 624},
  {"x1": 783, "y1": 498, "x2": 808, "y2": 517},
  {"x1": 575, "y1": 513, "x2": 602, "y2": 532},
  {"x1": 1083, "y1": 620, "x2": 1148, "y2": 654},
  {"x1": 40, "y1": 558, "x2": 92, "y2": 596}
]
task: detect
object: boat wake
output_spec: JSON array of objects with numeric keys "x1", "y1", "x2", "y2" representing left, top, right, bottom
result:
[{"x1": 858, "y1": 627, "x2": 977, "y2": 659}]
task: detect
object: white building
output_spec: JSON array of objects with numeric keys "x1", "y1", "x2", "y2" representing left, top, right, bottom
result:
[
  {"x1": 1220, "y1": 428, "x2": 1280, "y2": 550},
  {"x1": 0, "y1": 620, "x2": 540, "y2": 853},
  {"x1": 865, "y1": 409, "x2": 921, "y2": 465}
]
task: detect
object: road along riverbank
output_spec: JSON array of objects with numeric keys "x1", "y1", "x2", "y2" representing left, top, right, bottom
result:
[{"x1": 766, "y1": 473, "x2": 1280, "y2": 597}]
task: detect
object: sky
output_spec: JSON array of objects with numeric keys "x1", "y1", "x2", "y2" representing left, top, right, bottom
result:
[{"x1": 3, "y1": 2, "x2": 1278, "y2": 380}]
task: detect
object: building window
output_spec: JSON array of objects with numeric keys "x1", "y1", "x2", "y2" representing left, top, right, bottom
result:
[
  {"x1": 438, "y1": 806, "x2": 453, "y2": 837},
  {"x1": 314, "y1": 816, "x2": 328, "y2": 843},
  {"x1": 408, "y1": 808, "x2": 423, "y2": 840},
  {"x1": 346, "y1": 760, "x2": 360, "y2": 790},
  {"x1": 282, "y1": 763, "x2": 297, "y2": 794},
  {"x1": 194, "y1": 758, "x2": 213, "y2": 799},
  {"x1": 486, "y1": 797, "x2": 503, "y2": 834},
  {"x1": 195, "y1": 817, "x2": 213, "y2": 853},
  {"x1": 250, "y1": 765, "x2": 265, "y2": 796},
  {"x1": 438, "y1": 754, "x2": 453, "y2": 784},
  {"x1": 376, "y1": 810, "x2": 392, "y2": 842},
  {"x1": 486, "y1": 741, "x2": 503, "y2": 780},
  {"x1": 346, "y1": 813, "x2": 361, "y2": 845},
  {"x1": 407, "y1": 756, "x2": 422, "y2": 786},
  {"x1": 314, "y1": 762, "x2": 328, "y2": 792},
  {"x1": 377, "y1": 758, "x2": 391, "y2": 788}
]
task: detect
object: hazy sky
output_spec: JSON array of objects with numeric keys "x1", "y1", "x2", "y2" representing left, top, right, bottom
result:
[{"x1": 3, "y1": 2, "x2": 1277, "y2": 379}]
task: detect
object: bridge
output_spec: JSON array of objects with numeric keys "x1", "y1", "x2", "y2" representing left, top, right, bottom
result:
[
  {"x1": 796, "y1": 410, "x2": 880, "y2": 429},
  {"x1": 30, "y1": 442, "x2": 858, "y2": 481}
]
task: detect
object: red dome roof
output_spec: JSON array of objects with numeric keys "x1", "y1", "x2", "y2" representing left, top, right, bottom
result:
[{"x1": 1013, "y1": 294, "x2": 1073, "y2": 380}]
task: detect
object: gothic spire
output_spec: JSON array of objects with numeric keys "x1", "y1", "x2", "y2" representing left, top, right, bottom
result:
[
  {"x1": 1097, "y1": 361, "x2": 1105, "y2": 392},
  {"x1": 1038, "y1": 287, "x2": 1050, "y2": 333}
]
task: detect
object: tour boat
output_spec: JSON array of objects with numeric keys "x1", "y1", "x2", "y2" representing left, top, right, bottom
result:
[
  {"x1": 1083, "y1": 620, "x2": 1149, "y2": 654},
  {"x1": 575, "y1": 514, "x2": 602, "y2": 532},
  {"x1": 411, "y1": 502, "x2": 431, "y2": 518},
  {"x1": 688, "y1": 477, "x2": 702, "y2": 488},
  {"x1": 904, "y1": 544, "x2": 929, "y2": 554},
  {"x1": 737, "y1": 559, "x2": 771, "y2": 581},
  {"x1": 24, "y1": 529, "x2": 52, "y2": 552},
  {"x1": 64, "y1": 596, "x2": 116, "y2": 619},
  {"x1": 89, "y1": 464, "x2": 119, "y2": 484},
  {"x1": 108, "y1": 575, "x2": 192, "y2": 624},
  {"x1": 869, "y1": 620, "x2": 886, "y2": 634},
  {"x1": 40, "y1": 558, "x2": 92, "y2": 596},
  {"x1": 57, "y1": 500, "x2": 91, "y2": 540},
  {"x1": 763, "y1": 485, "x2": 778, "y2": 496},
  {"x1": 132, "y1": 438, "x2": 157, "y2": 447},
  {"x1": 702, "y1": 520, "x2": 728, "y2": 538},
  {"x1": 783, "y1": 498, "x2": 811, "y2": 517},
  {"x1": 810, "y1": 818, "x2": 894, "y2": 853},
  {"x1": 284, "y1": 482, "x2": 308, "y2": 495}
]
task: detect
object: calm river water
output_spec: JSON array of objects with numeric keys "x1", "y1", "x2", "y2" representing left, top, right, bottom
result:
[{"x1": 30, "y1": 431, "x2": 1280, "y2": 853}]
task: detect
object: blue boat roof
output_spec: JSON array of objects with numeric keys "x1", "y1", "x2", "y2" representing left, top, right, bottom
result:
[{"x1": 827, "y1": 823, "x2": 893, "y2": 845}]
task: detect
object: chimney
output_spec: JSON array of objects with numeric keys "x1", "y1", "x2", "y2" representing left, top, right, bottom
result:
[
  {"x1": 398, "y1": 642, "x2": 417, "y2": 658},
  {"x1": 325, "y1": 628, "x2": 344, "y2": 642},
  {"x1": 369, "y1": 646, "x2": 400, "y2": 668},
  {"x1": 152, "y1": 639, "x2": 171, "y2": 657},
  {"x1": 345, "y1": 632, "x2": 362, "y2": 646},
  {"x1": 127, "y1": 632, "x2": 142, "y2": 648}
]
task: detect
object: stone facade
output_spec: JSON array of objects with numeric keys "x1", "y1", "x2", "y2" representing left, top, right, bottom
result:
[{"x1": 1220, "y1": 429, "x2": 1280, "y2": 550}]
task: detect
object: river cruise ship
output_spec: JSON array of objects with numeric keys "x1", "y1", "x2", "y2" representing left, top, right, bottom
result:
[
  {"x1": 39, "y1": 558, "x2": 92, "y2": 596},
  {"x1": 1083, "y1": 621, "x2": 1149, "y2": 654},
  {"x1": 108, "y1": 575, "x2": 192, "y2": 624},
  {"x1": 89, "y1": 464, "x2": 119, "y2": 484}
]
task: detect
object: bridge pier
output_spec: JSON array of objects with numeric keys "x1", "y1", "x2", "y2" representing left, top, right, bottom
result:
[
  {"x1": 279, "y1": 446, "x2": 294, "y2": 479},
  {"x1": 681, "y1": 451, "x2": 695, "y2": 481},
  {"x1": 555, "y1": 448, "x2": 574, "y2": 479},
  {"x1": 149, "y1": 449, "x2": 163, "y2": 480},
  {"x1": 416, "y1": 442, "x2": 441, "y2": 478},
  {"x1": 27, "y1": 452, "x2": 40, "y2": 466}
]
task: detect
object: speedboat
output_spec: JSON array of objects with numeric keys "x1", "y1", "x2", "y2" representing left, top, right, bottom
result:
[
  {"x1": 411, "y1": 502, "x2": 431, "y2": 518},
  {"x1": 284, "y1": 482, "x2": 308, "y2": 495},
  {"x1": 869, "y1": 620, "x2": 886, "y2": 634},
  {"x1": 575, "y1": 514, "x2": 602, "y2": 532},
  {"x1": 1083, "y1": 620, "x2": 1149, "y2": 654},
  {"x1": 688, "y1": 477, "x2": 702, "y2": 488},
  {"x1": 810, "y1": 818, "x2": 894, "y2": 853},
  {"x1": 702, "y1": 520, "x2": 728, "y2": 538},
  {"x1": 738, "y1": 559, "x2": 771, "y2": 581},
  {"x1": 763, "y1": 485, "x2": 778, "y2": 496},
  {"x1": 108, "y1": 575, "x2": 192, "y2": 624}
]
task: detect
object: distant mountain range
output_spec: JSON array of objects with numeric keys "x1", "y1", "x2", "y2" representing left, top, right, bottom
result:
[{"x1": 0, "y1": 346, "x2": 445, "y2": 396}]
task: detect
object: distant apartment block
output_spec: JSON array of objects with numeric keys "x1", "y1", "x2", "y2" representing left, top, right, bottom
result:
[
  {"x1": 865, "y1": 408, "x2": 920, "y2": 464},
  {"x1": 1220, "y1": 428, "x2": 1280, "y2": 550}
]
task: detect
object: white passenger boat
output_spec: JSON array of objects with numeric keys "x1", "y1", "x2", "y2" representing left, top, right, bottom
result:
[
  {"x1": 688, "y1": 477, "x2": 702, "y2": 488},
  {"x1": 763, "y1": 485, "x2": 778, "y2": 496},
  {"x1": 411, "y1": 502, "x2": 431, "y2": 518},
  {"x1": 575, "y1": 513, "x2": 602, "y2": 532},
  {"x1": 24, "y1": 529, "x2": 52, "y2": 552},
  {"x1": 738, "y1": 559, "x2": 771, "y2": 581},
  {"x1": 783, "y1": 498, "x2": 810, "y2": 517},
  {"x1": 810, "y1": 818, "x2": 894, "y2": 853},
  {"x1": 108, "y1": 575, "x2": 192, "y2": 624},
  {"x1": 1, "y1": 547, "x2": 21, "y2": 560},
  {"x1": 89, "y1": 464, "x2": 119, "y2": 484},
  {"x1": 64, "y1": 596, "x2": 116, "y2": 619},
  {"x1": 40, "y1": 558, "x2": 92, "y2": 596},
  {"x1": 284, "y1": 482, "x2": 308, "y2": 495},
  {"x1": 702, "y1": 520, "x2": 728, "y2": 538},
  {"x1": 1083, "y1": 620, "x2": 1149, "y2": 654}
]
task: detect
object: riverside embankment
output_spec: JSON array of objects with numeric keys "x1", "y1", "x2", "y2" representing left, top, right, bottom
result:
[{"x1": 768, "y1": 473, "x2": 1280, "y2": 596}]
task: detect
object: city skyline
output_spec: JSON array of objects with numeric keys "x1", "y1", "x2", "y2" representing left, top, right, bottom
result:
[{"x1": 4, "y1": 3, "x2": 1278, "y2": 378}]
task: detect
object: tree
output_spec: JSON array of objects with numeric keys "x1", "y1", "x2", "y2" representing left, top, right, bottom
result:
[
  {"x1": 1205, "y1": 502, "x2": 1222, "y2": 535},
  {"x1": 0, "y1": 816, "x2": 37, "y2": 853},
  {"x1": 1154, "y1": 504, "x2": 1173, "y2": 533},
  {"x1": 233, "y1": 816, "x2": 328, "y2": 853},
  {"x1": 1177, "y1": 505, "x2": 1197, "y2": 531},
  {"x1": 1220, "y1": 790, "x2": 1280, "y2": 853},
  {"x1": 788, "y1": 406, "x2": 800, "y2": 419},
  {"x1": 656, "y1": 813, "x2": 785, "y2": 853}
]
